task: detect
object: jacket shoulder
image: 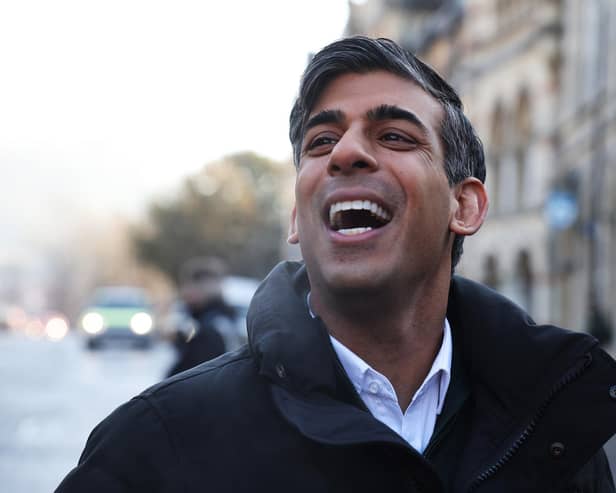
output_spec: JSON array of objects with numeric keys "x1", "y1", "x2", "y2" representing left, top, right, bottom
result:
[
  {"x1": 142, "y1": 345, "x2": 258, "y2": 406},
  {"x1": 55, "y1": 394, "x2": 179, "y2": 492},
  {"x1": 56, "y1": 346, "x2": 261, "y2": 492},
  {"x1": 137, "y1": 345, "x2": 272, "y2": 439}
]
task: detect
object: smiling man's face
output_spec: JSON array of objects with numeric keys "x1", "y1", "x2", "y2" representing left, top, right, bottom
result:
[{"x1": 289, "y1": 70, "x2": 458, "y2": 298}]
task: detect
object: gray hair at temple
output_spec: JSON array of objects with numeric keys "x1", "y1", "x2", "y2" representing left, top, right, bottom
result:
[{"x1": 288, "y1": 36, "x2": 486, "y2": 270}]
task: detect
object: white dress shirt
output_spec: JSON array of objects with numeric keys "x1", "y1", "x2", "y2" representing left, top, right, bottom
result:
[{"x1": 329, "y1": 320, "x2": 452, "y2": 454}]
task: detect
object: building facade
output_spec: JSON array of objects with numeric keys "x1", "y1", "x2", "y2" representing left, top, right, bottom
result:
[{"x1": 347, "y1": 0, "x2": 615, "y2": 343}]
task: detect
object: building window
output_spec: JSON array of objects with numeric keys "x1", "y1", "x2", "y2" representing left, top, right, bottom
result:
[
  {"x1": 513, "y1": 250, "x2": 534, "y2": 314},
  {"x1": 489, "y1": 102, "x2": 505, "y2": 214},
  {"x1": 483, "y1": 255, "x2": 501, "y2": 290},
  {"x1": 514, "y1": 88, "x2": 531, "y2": 210}
]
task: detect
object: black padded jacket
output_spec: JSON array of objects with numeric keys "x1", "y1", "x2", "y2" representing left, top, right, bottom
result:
[{"x1": 56, "y1": 261, "x2": 616, "y2": 492}]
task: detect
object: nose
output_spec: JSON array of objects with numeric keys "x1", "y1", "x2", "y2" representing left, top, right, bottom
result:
[{"x1": 327, "y1": 129, "x2": 378, "y2": 176}]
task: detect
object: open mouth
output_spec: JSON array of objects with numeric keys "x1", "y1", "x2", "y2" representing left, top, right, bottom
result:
[{"x1": 328, "y1": 200, "x2": 392, "y2": 236}]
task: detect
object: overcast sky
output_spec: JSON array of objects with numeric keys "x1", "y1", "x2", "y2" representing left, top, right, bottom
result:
[{"x1": 0, "y1": 0, "x2": 350, "y2": 261}]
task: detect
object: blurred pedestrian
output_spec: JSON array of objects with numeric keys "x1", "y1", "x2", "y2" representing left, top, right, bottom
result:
[
  {"x1": 57, "y1": 37, "x2": 616, "y2": 492},
  {"x1": 166, "y1": 257, "x2": 235, "y2": 377}
]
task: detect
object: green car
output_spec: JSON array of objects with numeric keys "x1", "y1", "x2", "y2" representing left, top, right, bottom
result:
[{"x1": 80, "y1": 286, "x2": 155, "y2": 350}]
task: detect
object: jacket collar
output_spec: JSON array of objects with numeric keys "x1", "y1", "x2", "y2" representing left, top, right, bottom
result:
[
  {"x1": 247, "y1": 261, "x2": 340, "y2": 396},
  {"x1": 446, "y1": 275, "x2": 598, "y2": 416},
  {"x1": 248, "y1": 261, "x2": 599, "y2": 406}
]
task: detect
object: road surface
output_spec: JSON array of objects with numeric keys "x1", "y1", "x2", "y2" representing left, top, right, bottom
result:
[{"x1": 0, "y1": 331, "x2": 174, "y2": 492}]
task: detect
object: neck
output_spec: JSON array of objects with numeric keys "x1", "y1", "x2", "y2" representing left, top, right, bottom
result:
[{"x1": 311, "y1": 274, "x2": 450, "y2": 410}]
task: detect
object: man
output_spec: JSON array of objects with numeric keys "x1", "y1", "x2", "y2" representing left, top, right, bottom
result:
[
  {"x1": 166, "y1": 257, "x2": 235, "y2": 377},
  {"x1": 56, "y1": 37, "x2": 616, "y2": 492}
]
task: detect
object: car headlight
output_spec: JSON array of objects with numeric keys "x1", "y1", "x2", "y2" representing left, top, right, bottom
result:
[
  {"x1": 82, "y1": 312, "x2": 105, "y2": 334},
  {"x1": 46, "y1": 316, "x2": 69, "y2": 341},
  {"x1": 130, "y1": 312, "x2": 153, "y2": 335}
]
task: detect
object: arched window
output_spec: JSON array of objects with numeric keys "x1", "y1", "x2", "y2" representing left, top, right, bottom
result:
[
  {"x1": 513, "y1": 250, "x2": 534, "y2": 314},
  {"x1": 514, "y1": 88, "x2": 531, "y2": 210},
  {"x1": 489, "y1": 102, "x2": 505, "y2": 213},
  {"x1": 483, "y1": 254, "x2": 501, "y2": 290},
  {"x1": 515, "y1": 89, "x2": 532, "y2": 141}
]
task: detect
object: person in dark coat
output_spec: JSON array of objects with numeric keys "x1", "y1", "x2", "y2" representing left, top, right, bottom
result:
[
  {"x1": 56, "y1": 37, "x2": 616, "y2": 492},
  {"x1": 166, "y1": 257, "x2": 235, "y2": 377}
]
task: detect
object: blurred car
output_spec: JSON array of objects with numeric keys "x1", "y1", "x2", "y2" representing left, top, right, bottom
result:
[
  {"x1": 43, "y1": 313, "x2": 70, "y2": 341},
  {"x1": 79, "y1": 286, "x2": 156, "y2": 350},
  {"x1": 29, "y1": 311, "x2": 70, "y2": 341},
  {"x1": 1, "y1": 306, "x2": 69, "y2": 341}
]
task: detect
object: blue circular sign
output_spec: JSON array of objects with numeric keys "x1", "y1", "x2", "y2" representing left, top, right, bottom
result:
[{"x1": 545, "y1": 191, "x2": 578, "y2": 230}]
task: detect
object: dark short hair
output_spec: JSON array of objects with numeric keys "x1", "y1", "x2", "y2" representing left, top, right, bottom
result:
[
  {"x1": 179, "y1": 257, "x2": 226, "y2": 284},
  {"x1": 288, "y1": 36, "x2": 485, "y2": 270}
]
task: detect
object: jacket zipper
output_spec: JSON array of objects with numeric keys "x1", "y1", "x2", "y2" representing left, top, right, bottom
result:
[
  {"x1": 423, "y1": 408, "x2": 461, "y2": 459},
  {"x1": 466, "y1": 352, "x2": 593, "y2": 493}
]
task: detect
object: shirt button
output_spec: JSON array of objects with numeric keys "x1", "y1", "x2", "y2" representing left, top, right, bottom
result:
[
  {"x1": 550, "y1": 442, "x2": 566, "y2": 458},
  {"x1": 368, "y1": 381, "x2": 380, "y2": 394}
]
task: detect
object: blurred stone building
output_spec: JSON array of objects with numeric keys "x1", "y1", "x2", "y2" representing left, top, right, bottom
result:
[{"x1": 347, "y1": 0, "x2": 616, "y2": 341}]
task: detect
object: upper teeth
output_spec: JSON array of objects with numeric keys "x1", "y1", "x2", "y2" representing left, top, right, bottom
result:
[{"x1": 328, "y1": 200, "x2": 391, "y2": 225}]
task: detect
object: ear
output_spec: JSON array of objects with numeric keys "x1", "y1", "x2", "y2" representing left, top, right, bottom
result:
[
  {"x1": 287, "y1": 204, "x2": 299, "y2": 244},
  {"x1": 449, "y1": 178, "x2": 489, "y2": 236}
]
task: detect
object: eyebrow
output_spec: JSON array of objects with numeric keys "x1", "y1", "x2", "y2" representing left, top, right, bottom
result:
[
  {"x1": 366, "y1": 104, "x2": 429, "y2": 136},
  {"x1": 304, "y1": 109, "x2": 345, "y2": 134},
  {"x1": 304, "y1": 104, "x2": 430, "y2": 138}
]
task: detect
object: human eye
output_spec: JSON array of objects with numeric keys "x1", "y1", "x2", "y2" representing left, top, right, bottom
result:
[
  {"x1": 304, "y1": 133, "x2": 338, "y2": 155},
  {"x1": 378, "y1": 131, "x2": 418, "y2": 149}
]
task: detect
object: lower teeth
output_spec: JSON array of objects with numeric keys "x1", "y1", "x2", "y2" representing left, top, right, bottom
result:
[{"x1": 338, "y1": 227, "x2": 372, "y2": 236}]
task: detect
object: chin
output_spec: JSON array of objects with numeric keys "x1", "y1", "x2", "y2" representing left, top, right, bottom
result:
[{"x1": 319, "y1": 264, "x2": 392, "y2": 296}]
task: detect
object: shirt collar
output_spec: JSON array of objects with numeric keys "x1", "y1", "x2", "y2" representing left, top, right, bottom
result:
[
  {"x1": 307, "y1": 291, "x2": 452, "y2": 413},
  {"x1": 420, "y1": 318, "x2": 452, "y2": 413},
  {"x1": 329, "y1": 336, "x2": 372, "y2": 395},
  {"x1": 331, "y1": 320, "x2": 452, "y2": 412}
]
